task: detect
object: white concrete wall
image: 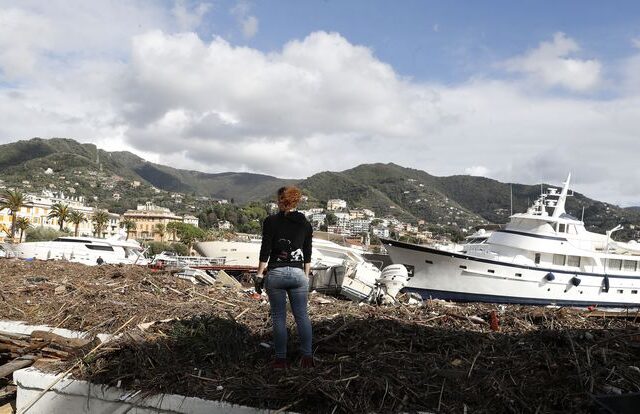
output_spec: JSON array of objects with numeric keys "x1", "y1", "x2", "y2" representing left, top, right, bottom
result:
[
  {"x1": 0, "y1": 320, "x2": 112, "y2": 343},
  {"x1": 14, "y1": 368, "x2": 277, "y2": 414},
  {"x1": 2, "y1": 320, "x2": 292, "y2": 414}
]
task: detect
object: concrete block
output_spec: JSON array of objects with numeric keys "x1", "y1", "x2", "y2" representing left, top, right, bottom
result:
[{"x1": 14, "y1": 368, "x2": 284, "y2": 414}]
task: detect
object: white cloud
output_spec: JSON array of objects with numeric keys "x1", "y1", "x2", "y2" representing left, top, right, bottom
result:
[
  {"x1": 503, "y1": 32, "x2": 602, "y2": 92},
  {"x1": 231, "y1": 1, "x2": 258, "y2": 39},
  {"x1": 465, "y1": 166, "x2": 489, "y2": 177},
  {"x1": 172, "y1": 0, "x2": 212, "y2": 31},
  {"x1": 242, "y1": 15, "x2": 259, "y2": 39},
  {"x1": 0, "y1": 8, "x2": 54, "y2": 79},
  {"x1": 1, "y1": 2, "x2": 640, "y2": 206}
]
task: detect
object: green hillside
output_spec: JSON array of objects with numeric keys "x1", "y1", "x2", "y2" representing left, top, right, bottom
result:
[
  {"x1": 1, "y1": 138, "x2": 639, "y2": 239},
  {"x1": 0, "y1": 138, "x2": 293, "y2": 208},
  {"x1": 298, "y1": 163, "x2": 640, "y2": 239}
]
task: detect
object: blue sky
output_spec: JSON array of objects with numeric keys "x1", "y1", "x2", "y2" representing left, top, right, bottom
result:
[
  {"x1": 1, "y1": 1, "x2": 640, "y2": 206},
  {"x1": 203, "y1": 1, "x2": 640, "y2": 82}
]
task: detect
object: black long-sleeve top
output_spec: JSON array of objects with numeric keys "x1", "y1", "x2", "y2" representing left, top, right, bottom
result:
[{"x1": 259, "y1": 211, "x2": 313, "y2": 269}]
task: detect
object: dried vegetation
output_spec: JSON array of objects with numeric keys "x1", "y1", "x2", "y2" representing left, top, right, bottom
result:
[{"x1": 1, "y1": 258, "x2": 640, "y2": 413}]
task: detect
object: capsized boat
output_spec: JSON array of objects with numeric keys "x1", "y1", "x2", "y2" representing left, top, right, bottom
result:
[
  {"x1": 381, "y1": 174, "x2": 640, "y2": 307},
  {"x1": 196, "y1": 237, "x2": 385, "y2": 300}
]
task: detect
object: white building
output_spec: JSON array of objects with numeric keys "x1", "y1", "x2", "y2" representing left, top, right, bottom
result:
[
  {"x1": 350, "y1": 218, "x2": 372, "y2": 235},
  {"x1": 183, "y1": 215, "x2": 199, "y2": 227},
  {"x1": 106, "y1": 213, "x2": 121, "y2": 238},
  {"x1": 372, "y1": 227, "x2": 390, "y2": 238},
  {"x1": 0, "y1": 190, "x2": 98, "y2": 238},
  {"x1": 327, "y1": 199, "x2": 347, "y2": 211},
  {"x1": 334, "y1": 212, "x2": 351, "y2": 226},
  {"x1": 310, "y1": 213, "x2": 327, "y2": 227},
  {"x1": 218, "y1": 220, "x2": 233, "y2": 230}
]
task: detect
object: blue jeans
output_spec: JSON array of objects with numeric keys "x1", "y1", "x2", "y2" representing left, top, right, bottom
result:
[{"x1": 265, "y1": 266, "x2": 312, "y2": 358}]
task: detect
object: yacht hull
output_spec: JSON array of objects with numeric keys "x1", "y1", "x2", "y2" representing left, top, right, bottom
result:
[{"x1": 382, "y1": 239, "x2": 640, "y2": 307}]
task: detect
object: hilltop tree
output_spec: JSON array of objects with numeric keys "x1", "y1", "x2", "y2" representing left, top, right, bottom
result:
[
  {"x1": 0, "y1": 189, "x2": 25, "y2": 240},
  {"x1": 154, "y1": 223, "x2": 166, "y2": 242},
  {"x1": 325, "y1": 212, "x2": 338, "y2": 226},
  {"x1": 15, "y1": 217, "x2": 31, "y2": 242},
  {"x1": 92, "y1": 210, "x2": 110, "y2": 238},
  {"x1": 68, "y1": 210, "x2": 87, "y2": 237},
  {"x1": 174, "y1": 222, "x2": 205, "y2": 253},
  {"x1": 48, "y1": 203, "x2": 70, "y2": 231},
  {"x1": 120, "y1": 218, "x2": 136, "y2": 240},
  {"x1": 166, "y1": 221, "x2": 180, "y2": 241}
]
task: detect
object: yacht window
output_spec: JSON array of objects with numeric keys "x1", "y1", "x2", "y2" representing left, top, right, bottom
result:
[
  {"x1": 568, "y1": 225, "x2": 578, "y2": 235},
  {"x1": 632, "y1": 290, "x2": 638, "y2": 294},
  {"x1": 617, "y1": 289, "x2": 624, "y2": 294},
  {"x1": 608, "y1": 259, "x2": 622, "y2": 271},
  {"x1": 553, "y1": 254, "x2": 566, "y2": 266},
  {"x1": 534, "y1": 253, "x2": 541, "y2": 264},
  {"x1": 558, "y1": 223, "x2": 566, "y2": 233},
  {"x1": 623, "y1": 260, "x2": 637, "y2": 272},
  {"x1": 85, "y1": 245, "x2": 114, "y2": 252},
  {"x1": 54, "y1": 238, "x2": 91, "y2": 243},
  {"x1": 567, "y1": 256, "x2": 581, "y2": 267}
]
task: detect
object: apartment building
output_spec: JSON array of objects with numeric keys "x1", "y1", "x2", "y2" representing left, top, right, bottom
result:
[{"x1": 123, "y1": 202, "x2": 183, "y2": 241}]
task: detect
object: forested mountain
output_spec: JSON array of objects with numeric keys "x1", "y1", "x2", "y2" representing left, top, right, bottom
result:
[{"x1": 2, "y1": 138, "x2": 639, "y2": 238}]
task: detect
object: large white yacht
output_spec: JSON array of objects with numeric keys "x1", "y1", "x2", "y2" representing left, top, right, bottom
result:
[
  {"x1": 2, "y1": 232, "x2": 148, "y2": 266},
  {"x1": 381, "y1": 175, "x2": 640, "y2": 307}
]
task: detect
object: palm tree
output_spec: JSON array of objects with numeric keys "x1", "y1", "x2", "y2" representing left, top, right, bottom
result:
[
  {"x1": 0, "y1": 189, "x2": 26, "y2": 240},
  {"x1": 15, "y1": 217, "x2": 31, "y2": 242},
  {"x1": 48, "y1": 203, "x2": 70, "y2": 231},
  {"x1": 120, "y1": 218, "x2": 136, "y2": 240},
  {"x1": 154, "y1": 223, "x2": 166, "y2": 242},
  {"x1": 166, "y1": 221, "x2": 180, "y2": 241},
  {"x1": 68, "y1": 210, "x2": 87, "y2": 237},
  {"x1": 92, "y1": 210, "x2": 110, "y2": 238}
]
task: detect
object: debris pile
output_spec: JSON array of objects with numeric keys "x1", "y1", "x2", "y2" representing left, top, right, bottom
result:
[
  {"x1": 1, "y1": 259, "x2": 640, "y2": 413},
  {"x1": 0, "y1": 330, "x2": 99, "y2": 406}
]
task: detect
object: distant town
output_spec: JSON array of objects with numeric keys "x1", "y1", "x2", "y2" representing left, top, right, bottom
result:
[{"x1": 0, "y1": 178, "x2": 450, "y2": 252}]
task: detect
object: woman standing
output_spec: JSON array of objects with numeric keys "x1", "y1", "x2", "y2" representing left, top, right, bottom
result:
[{"x1": 256, "y1": 186, "x2": 313, "y2": 369}]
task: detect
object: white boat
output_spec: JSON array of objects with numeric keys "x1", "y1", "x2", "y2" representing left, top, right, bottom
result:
[
  {"x1": 150, "y1": 251, "x2": 226, "y2": 268},
  {"x1": 194, "y1": 239, "x2": 262, "y2": 266},
  {"x1": 196, "y1": 237, "x2": 382, "y2": 300},
  {"x1": 2, "y1": 232, "x2": 148, "y2": 266},
  {"x1": 381, "y1": 174, "x2": 640, "y2": 307}
]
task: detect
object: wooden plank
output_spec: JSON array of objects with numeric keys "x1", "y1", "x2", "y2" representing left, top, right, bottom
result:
[
  {"x1": 0, "y1": 385, "x2": 17, "y2": 400},
  {"x1": 0, "y1": 402, "x2": 15, "y2": 414},
  {"x1": 0, "y1": 356, "x2": 36, "y2": 378},
  {"x1": 30, "y1": 331, "x2": 93, "y2": 349}
]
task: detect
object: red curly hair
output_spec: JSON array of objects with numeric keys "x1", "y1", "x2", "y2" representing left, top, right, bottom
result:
[{"x1": 277, "y1": 186, "x2": 302, "y2": 211}]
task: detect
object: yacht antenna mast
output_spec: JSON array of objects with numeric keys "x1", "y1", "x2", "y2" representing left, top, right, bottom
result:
[{"x1": 551, "y1": 173, "x2": 572, "y2": 218}]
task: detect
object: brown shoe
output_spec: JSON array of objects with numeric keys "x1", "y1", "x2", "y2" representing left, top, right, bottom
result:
[
  {"x1": 271, "y1": 358, "x2": 288, "y2": 370},
  {"x1": 300, "y1": 356, "x2": 315, "y2": 369}
]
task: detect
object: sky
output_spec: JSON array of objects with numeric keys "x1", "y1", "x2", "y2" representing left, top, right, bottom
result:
[{"x1": 1, "y1": 1, "x2": 640, "y2": 206}]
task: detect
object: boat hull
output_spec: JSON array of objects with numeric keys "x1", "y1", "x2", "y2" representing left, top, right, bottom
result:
[
  {"x1": 381, "y1": 239, "x2": 640, "y2": 307},
  {"x1": 3, "y1": 241, "x2": 145, "y2": 266}
]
